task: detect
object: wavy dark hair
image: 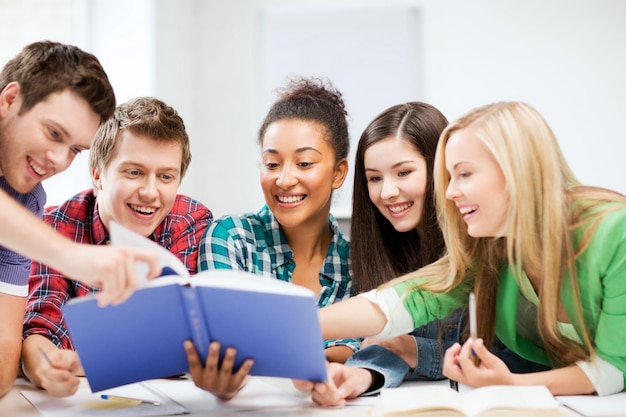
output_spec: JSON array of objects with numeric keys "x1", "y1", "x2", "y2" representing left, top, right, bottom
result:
[{"x1": 351, "y1": 102, "x2": 448, "y2": 292}]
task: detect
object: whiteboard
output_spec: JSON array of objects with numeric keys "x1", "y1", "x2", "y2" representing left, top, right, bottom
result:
[{"x1": 261, "y1": 5, "x2": 421, "y2": 218}]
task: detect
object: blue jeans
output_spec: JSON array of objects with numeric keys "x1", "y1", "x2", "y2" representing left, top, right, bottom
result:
[{"x1": 345, "y1": 308, "x2": 464, "y2": 395}]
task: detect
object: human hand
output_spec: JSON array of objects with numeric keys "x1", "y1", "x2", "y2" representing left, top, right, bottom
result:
[
  {"x1": 361, "y1": 334, "x2": 418, "y2": 369},
  {"x1": 293, "y1": 362, "x2": 374, "y2": 407},
  {"x1": 324, "y1": 345, "x2": 354, "y2": 363},
  {"x1": 35, "y1": 349, "x2": 82, "y2": 397},
  {"x1": 443, "y1": 338, "x2": 514, "y2": 387},
  {"x1": 67, "y1": 244, "x2": 160, "y2": 307},
  {"x1": 184, "y1": 340, "x2": 254, "y2": 400}
]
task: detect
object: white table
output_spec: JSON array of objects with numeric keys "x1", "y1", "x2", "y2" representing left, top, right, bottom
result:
[
  {"x1": 0, "y1": 376, "x2": 371, "y2": 416},
  {"x1": 0, "y1": 376, "x2": 585, "y2": 416}
]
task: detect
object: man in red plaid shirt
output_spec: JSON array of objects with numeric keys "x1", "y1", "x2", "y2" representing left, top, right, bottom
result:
[{"x1": 21, "y1": 96, "x2": 212, "y2": 397}]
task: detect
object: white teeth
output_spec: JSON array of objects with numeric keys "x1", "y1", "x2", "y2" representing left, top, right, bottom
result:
[
  {"x1": 277, "y1": 195, "x2": 304, "y2": 203},
  {"x1": 130, "y1": 205, "x2": 157, "y2": 214},
  {"x1": 29, "y1": 159, "x2": 46, "y2": 176},
  {"x1": 460, "y1": 206, "x2": 478, "y2": 214},
  {"x1": 389, "y1": 202, "x2": 412, "y2": 213}
]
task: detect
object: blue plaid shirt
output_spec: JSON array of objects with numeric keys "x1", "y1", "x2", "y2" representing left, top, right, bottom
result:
[{"x1": 198, "y1": 205, "x2": 358, "y2": 352}]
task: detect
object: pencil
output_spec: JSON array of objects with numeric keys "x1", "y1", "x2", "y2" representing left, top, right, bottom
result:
[{"x1": 100, "y1": 394, "x2": 161, "y2": 406}]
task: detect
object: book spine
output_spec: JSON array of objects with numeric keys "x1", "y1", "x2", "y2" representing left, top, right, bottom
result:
[{"x1": 179, "y1": 286, "x2": 211, "y2": 362}]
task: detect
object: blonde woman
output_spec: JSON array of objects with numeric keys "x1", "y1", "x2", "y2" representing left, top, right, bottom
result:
[{"x1": 314, "y1": 101, "x2": 626, "y2": 401}]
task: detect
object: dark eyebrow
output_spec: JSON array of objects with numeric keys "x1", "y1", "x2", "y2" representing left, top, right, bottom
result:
[
  {"x1": 262, "y1": 147, "x2": 322, "y2": 155},
  {"x1": 365, "y1": 160, "x2": 417, "y2": 172},
  {"x1": 392, "y1": 160, "x2": 417, "y2": 169},
  {"x1": 295, "y1": 146, "x2": 322, "y2": 154}
]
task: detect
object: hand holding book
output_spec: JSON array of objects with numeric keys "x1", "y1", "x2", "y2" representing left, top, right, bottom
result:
[{"x1": 63, "y1": 222, "x2": 327, "y2": 392}]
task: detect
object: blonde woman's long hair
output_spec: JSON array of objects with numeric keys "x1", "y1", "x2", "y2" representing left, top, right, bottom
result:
[{"x1": 396, "y1": 101, "x2": 626, "y2": 366}]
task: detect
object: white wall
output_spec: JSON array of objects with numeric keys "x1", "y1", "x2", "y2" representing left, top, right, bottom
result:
[
  {"x1": 3, "y1": 0, "x2": 626, "y2": 217},
  {"x1": 150, "y1": 0, "x2": 626, "y2": 219}
]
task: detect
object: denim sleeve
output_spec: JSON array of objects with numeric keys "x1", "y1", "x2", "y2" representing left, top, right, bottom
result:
[
  {"x1": 406, "y1": 309, "x2": 464, "y2": 381},
  {"x1": 345, "y1": 344, "x2": 409, "y2": 395},
  {"x1": 407, "y1": 334, "x2": 456, "y2": 380},
  {"x1": 345, "y1": 308, "x2": 465, "y2": 396}
]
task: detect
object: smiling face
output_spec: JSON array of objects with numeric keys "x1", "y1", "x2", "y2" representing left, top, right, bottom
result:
[
  {"x1": 0, "y1": 84, "x2": 100, "y2": 193},
  {"x1": 260, "y1": 119, "x2": 347, "y2": 230},
  {"x1": 364, "y1": 137, "x2": 428, "y2": 233},
  {"x1": 94, "y1": 130, "x2": 182, "y2": 237},
  {"x1": 444, "y1": 128, "x2": 508, "y2": 237}
]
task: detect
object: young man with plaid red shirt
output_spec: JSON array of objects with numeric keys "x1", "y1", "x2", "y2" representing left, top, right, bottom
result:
[{"x1": 21, "y1": 96, "x2": 212, "y2": 397}]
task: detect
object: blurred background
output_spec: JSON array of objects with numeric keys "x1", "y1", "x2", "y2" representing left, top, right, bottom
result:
[{"x1": 1, "y1": 0, "x2": 625, "y2": 225}]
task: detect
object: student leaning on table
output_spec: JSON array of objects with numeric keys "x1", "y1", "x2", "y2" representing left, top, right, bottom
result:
[
  {"x1": 312, "y1": 101, "x2": 626, "y2": 402},
  {"x1": 0, "y1": 41, "x2": 160, "y2": 398},
  {"x1": 186, "y1": 77, "x2": 355, "y2": 400},
  {"x1": 21, "y1": 97, "x2": 213, "y2": 398}
]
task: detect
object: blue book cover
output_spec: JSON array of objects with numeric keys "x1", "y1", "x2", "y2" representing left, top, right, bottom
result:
[
  {"x1": 64, "y1": 271, "x2": 328, "y2": 392},
  {"x1": 63, "y1": 223, "x2": 328, "y2": 392}
]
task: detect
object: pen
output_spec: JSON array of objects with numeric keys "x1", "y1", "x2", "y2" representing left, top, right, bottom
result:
[
  {"x1": 469, "y1": 291, "x2": 480, "y2": 367},
  {"x1": 38, "y1": 348, "x2": 55, "y2": 367},
  {"x1": 100, "y1": 394, "x2": 161, "y2": 406},
  {"x1": 450, "y1": 292, "x2": 478, "y2": 392},
  {"x1": 449, "y1": 379, "x2": 459, "y2": 391},
  {"x1": 469, "y1": 292, "x2": 477, "y2": 340}
]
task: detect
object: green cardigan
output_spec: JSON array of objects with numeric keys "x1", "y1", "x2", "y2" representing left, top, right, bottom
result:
[{"x1": 390, "y1": 202, "x2": 626, "y2": 386}]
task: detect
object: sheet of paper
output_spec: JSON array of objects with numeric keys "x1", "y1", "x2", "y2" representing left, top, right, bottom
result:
[
  {"x1": 21, "y1": 381, "x2": 187, "y2": 417},
  {"x1": 557, "y1": 392, "x2": 626, "y2": 417},
  {"x1": 147, "y1": 377, "x2": 310, "y2": 413}
]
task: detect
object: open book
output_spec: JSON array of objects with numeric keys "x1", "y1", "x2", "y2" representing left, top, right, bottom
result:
[
  {"x1": 63, "y1": 222, "x2": 327, "y2": 392},
  {"x1": 371, "y1": 385, "x2": 561, "y2": 417}
]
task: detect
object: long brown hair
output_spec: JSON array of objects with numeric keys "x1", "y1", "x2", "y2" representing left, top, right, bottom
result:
[{"x1": 351, "y1": 102, "x2": 448, "y2": 292}]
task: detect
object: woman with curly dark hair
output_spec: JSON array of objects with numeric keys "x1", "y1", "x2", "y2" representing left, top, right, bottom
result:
[{"x1": 190, "y1": 77, "x2": 355, "y2": 399}]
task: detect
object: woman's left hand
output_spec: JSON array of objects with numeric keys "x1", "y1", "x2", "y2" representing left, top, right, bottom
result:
[{"x1": 443, "y1": 338, "x2": 515, "y2": 387}]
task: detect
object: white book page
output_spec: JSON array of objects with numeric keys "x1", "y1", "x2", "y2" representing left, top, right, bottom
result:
[
  {"x1": 373, "y1": 385, "x2": 464, "y2": 415},
  {"x1": 192, "y1": 269, "x2": 315, "y2": 297},
  {"x1": 109, "y1": 221, "x2": 190, "y2": 284},
  {"x1": 463, "y1": 385, "x2": 559, "y2": 416}
]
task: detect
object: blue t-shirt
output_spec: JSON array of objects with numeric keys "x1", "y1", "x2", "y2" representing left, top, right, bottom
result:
[{"x1": 0, "y1": 176, "x2": 46, "y2": 296}]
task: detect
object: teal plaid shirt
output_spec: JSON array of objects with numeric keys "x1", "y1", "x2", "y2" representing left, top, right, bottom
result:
[{"x1": 197, "y1": 205, "x2": 358, "y2": 352}]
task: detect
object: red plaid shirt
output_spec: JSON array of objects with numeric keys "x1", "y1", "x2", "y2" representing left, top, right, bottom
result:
[{"x1": 23, "y1": 189, "x2": 212, "y2": 349}]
